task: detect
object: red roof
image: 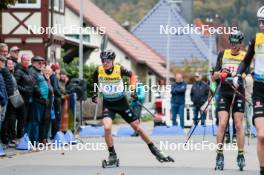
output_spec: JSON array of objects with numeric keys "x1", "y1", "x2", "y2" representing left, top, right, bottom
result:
[{"x1": 66, "y1": 0, "x2": 170, "y2": 79}]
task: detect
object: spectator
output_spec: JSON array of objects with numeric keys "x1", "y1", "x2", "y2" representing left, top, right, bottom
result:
[
  {"x1": 130, "y1": 81, "x2": 145, "y2": 136},
  {"x1": 1, "y1": 59, "x2": 20, "y2": 148},
  {"x1": 50, "y1": 64, "x2": 62, "y2": 139},
  {"x1": 0, "y1": 56, "x2": 8, "y2": 107},
  {"x1": 131, "y1": 82, "x2": 145, "y2": 118},
  {"x1": 171, "y1": 73, "x2": 187, "y2": 128},
  {"x1": 0, "y1": 56, "x2": 8, "y2": 148},
  {"x1": 0, "y1": 43, "x2": 8, "y2": 57},
  {"x1": 41, "y1": 65, "x2": 54, "y2": 144},
  {"x1": 0, "y1": 66, "x2": 14, "y2": 97},
  {"x1": 59, "y1": 71, "x2": 69, "y2": 97},
  {"x1": 29, "y1": 56, "x2": 49, "y2": 143},
  {"x1": 190, "y1": 73, "x2": 209, "y2": 126},
  {"x1": 0, "y1": 45, "x2": 14, "y2": 98},
  {"x1": 9, "y1": 46, "x2": 20, "y2": 70},
  {"x1": 15, "y1": 54, "x2": 34, "y2": 141}
]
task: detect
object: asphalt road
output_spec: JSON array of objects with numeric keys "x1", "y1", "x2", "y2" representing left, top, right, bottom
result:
[{"x1": 0, "y1": 135, "x2": 259, "y2": 175}]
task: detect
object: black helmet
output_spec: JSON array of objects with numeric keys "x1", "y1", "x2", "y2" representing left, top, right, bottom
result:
[
  {"x1": 229, "y1": 31, "x2": 244, "y2": 44},
  {"x1": 100, "y1": 50, "x2": 116, "y2": 60}
]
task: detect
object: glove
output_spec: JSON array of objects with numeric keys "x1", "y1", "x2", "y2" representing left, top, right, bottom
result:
[
  {"x1": 233, "y1": 75, "x2": 243, "y2": 88},
  {"x1": 219, "y1": 72, "x2": 228, "y2": 80}
]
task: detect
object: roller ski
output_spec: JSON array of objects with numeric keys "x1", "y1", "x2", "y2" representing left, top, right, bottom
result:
[
  {"x1": 102, "y1": 152, "x2": 119, "y2": 168},
  {"x1": 215, "y1": 152, "x2": 224, "y2": 170},
  {"x1": 149, "y1": 145, "x2": 174, "y2": 163},
  {"x1": 237, "y1": 152, "x2": 245, "y2": 171}
]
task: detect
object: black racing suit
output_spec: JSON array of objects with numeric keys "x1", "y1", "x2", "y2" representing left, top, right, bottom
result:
[
  {"x1": 215, "y1": 51, "x2": 245, "y2": 114},
  {"x1": 93, "y1": 65, "x2": 137, "y2": 123},
  {"x1": 237, "y1": 38, "x2": 264, "y2": 124}
]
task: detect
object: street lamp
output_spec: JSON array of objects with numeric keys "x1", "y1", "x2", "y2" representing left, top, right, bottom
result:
[
  {"x1": 207, "y1": 17, "x2": 213, "y2": 80},
  {"x1": 79, "y1": 0, "x2": 83, "y2": 80},
  {"x1": 79, "y1": 0, "x2": 84, "y2": 125},
  {"x1": 166, "y1": 0, "x2": 182, "y2": 85},
  {"x1": 164, "y1": 0, "x2": 182, "y2": 126}
]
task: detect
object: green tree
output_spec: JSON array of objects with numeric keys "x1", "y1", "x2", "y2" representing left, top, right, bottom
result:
[{"x1": 194, "y1": 0, "x2": 262, "y2": 44}]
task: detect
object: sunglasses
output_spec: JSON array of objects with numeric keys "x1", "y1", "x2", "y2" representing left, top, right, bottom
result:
[
  {"x1": 101, "y1": 58, "x2": 112, "y2": 64},
  {"x1": 258, "y1": 19, "x2": 264, "y2": 25}
]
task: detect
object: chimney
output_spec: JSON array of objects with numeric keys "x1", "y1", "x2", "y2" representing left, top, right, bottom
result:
[{"x1": 122, "y1": 20, "x2": 131, "y2": 31}]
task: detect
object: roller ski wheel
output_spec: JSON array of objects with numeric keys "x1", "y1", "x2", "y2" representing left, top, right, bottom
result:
[
  {"x1": 102, "y1": 154, "x2": 119, "y2": 168},
  {"x1": 215, "y1": 153, "x2": 224, "y2": 171},
  {"x1": 150, "y1": 145, "x2": 174, "y2": 163},
  {"x1": 237, "y1": 154, "x2": 245, "y2": 171}
]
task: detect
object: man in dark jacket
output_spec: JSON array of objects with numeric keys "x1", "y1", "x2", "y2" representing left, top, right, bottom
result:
[
  {"x1": 15, "y1": 54, "x2": 34, "y2": 140},
  {"x1": 0, "y1": 55, "x2": 8, "y2": 147},
  {"x1": 190, "y1": 73, "x2": 209, "y2": 126},
  {"x1": 0, "y1": 67, "x2": 14, "y2": 97},
  {"x1": 0, "y1": 56, "x2": 8, "y2": 107},
  {"x1": 29, "y1": 56, "x2": 49, "y2": 143},
  {"x1": 50, "y1": 63, "x2": 62, "y2": 139},
  {"x1": 171, "y1": 73, "x2": 187, "y2": 128},
  {"x1": 0, "y1": 43, "x2": 13, "y2": 97}
]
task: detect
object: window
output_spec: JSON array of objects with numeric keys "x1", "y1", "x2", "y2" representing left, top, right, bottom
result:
[
  {"x1": 54, "y1": 0, "x2": 59, "y2": 11},
  {"x1": 18, "y1": 0, "x2": 36, "y2": 3},
  {"x1": 59, "y1": 0, "x2": 64, "y2": 13},
  {"x1": 13, "y1": 0, "x2": 40, "y2": 8},
  {"x1": 52, "y1": 0, "x2": 64, "y2": 13}
]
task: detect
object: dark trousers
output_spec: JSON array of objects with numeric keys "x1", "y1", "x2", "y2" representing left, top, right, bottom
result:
[
  {"x1": 1, "y1": 100, "x2": 23, "y2": 144},
  {"x1": 171, "y1": 103, "x2": 185, "y2": 128},
  {"x1": 193, "y1": 105, "x2": 206, "y2": 126},
  {"x1": 30, "y1": 101, "x2": 46, "y2": 143},
  {"x1": 24, "y1": 101, "x2": 35, "y2": 140},
  {"x1": 51, "y1": 98, "x2": 61, "y2": 139}
]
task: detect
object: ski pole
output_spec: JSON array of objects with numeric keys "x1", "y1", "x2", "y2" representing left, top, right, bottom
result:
[
  {"x1": 224, "y1": 80, "x2": 253, "y2": 106},
  {"x1": 132, "y1": 97, "x2": 170, "y2": 127},
  {"x1": 225, "y1": 78, "x2": 254, "y2": 146},
  {"x1": 185, "y1": 80, "x2": 222, "y2": 144},
  {"x1": 134, "y1": 100, "x2": 156, "y2": 119}
]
